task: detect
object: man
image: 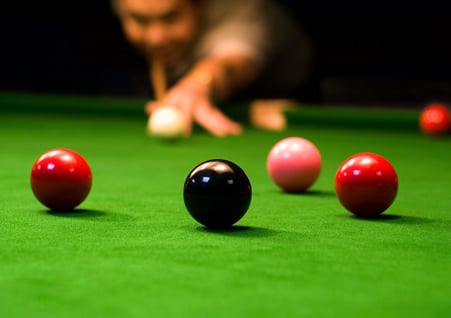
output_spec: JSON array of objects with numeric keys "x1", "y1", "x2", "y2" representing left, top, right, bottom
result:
[{"x1": 112, "y1": 0, "x2": 314, "y2": 136}]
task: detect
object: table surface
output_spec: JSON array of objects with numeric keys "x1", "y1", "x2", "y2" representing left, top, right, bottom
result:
[{"x1": 1, "y1": 92, "x2": 450, "y2": 318}]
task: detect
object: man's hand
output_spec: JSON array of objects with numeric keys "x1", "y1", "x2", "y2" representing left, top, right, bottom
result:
[{"x1": 146, "y1": 69, "x2": 242, "y2": 137}]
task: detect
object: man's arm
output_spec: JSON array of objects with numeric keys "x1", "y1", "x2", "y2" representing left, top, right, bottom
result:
[
  {"x1": 186, "y1": 54, "x2": 261, "y2": 102},
  {"x1": 150, "y1": 54, "x2": 261, "y2": 136}
]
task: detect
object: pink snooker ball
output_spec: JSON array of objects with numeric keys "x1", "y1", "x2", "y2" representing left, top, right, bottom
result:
[{"x1": 267, "y1": 137, "x2": 322, "y2": 192}]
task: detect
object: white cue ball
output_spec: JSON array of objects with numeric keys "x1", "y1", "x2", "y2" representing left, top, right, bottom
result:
[{"x1": 147, "y1": 106, "x2": 185, "y2": 139}]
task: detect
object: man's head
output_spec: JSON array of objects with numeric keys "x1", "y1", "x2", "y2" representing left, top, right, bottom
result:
[{"x1": 113, "y1": 0, "x2": 206, "y2": 66}]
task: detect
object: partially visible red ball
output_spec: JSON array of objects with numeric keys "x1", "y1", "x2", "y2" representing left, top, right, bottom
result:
[
  {"x1": 267, "y1": 137, "x2": 321, "y2": 193},
  {"x1": 30, "y1": 148, "x2": 92, "y2": 211},
  {"x1": 419, "y1": 103, "x2": 451, "y2": 136},
  {"x1": 335, "y1": 152, "x2": 398, "y2": 217}
]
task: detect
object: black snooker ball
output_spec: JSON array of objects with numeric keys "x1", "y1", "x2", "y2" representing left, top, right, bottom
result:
[{"x1": 183, "y1": 159, "x2": 252, "y2": 228}]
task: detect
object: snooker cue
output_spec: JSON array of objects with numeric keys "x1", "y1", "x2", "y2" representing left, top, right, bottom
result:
[
  {"x1": 151, "y1": 57, "x2": 167, "y2": 102},
  {"x1": 146, "y1": 57, "x2": 167, "y2": 135}
]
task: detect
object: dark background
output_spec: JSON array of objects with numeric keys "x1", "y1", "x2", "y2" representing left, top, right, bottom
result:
[{"x1": 1, "y1": 1, "x2": 451, "y2": 106}]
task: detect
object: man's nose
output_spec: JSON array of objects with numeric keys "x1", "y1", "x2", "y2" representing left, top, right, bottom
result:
[{"x1": 145, "y1": 23, "x2": 169, "y2": 47}]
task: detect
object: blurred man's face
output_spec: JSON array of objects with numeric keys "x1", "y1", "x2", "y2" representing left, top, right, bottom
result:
[{"x1": 116, "y1": 0, "x2": 204, "y2": 66}]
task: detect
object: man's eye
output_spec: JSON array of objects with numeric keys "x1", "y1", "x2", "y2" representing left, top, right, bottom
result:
[
  {"x1": 162, "y1": 11, "x2": 179, "y2": 24},
  {"x1": 130, "y1": 13, "x2": 149, "y2": 26}
]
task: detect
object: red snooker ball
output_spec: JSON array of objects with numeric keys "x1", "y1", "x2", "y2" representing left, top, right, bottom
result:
[
  {"x1": 419, "y1": 103, "x2": 451, "y2": 136},
  {"x1": 267, "y1": 136, "x2": 322, "y2": 192},
  {"x1": 30, "y1": 148, "x2": 92, "y2": 211},
  {"x1": 335, "y1": 152, "x2": 398, "y2": 217}
]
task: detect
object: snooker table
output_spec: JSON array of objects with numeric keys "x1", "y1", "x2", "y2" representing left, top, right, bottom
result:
[{"x1": 0, "y1": 92, "x2": 450, "y2": 318}]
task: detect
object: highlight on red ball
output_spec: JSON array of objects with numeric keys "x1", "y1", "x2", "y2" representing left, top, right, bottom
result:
[
  {"x1": 334, "y1": 152, "x2": 398, "y2": 218},
  {"x1": 30, "y1": 148, "x2": 93, "y2": 211},
  {"x1": 419, "y1": 102, "x2": 451, "y2": 136}
]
